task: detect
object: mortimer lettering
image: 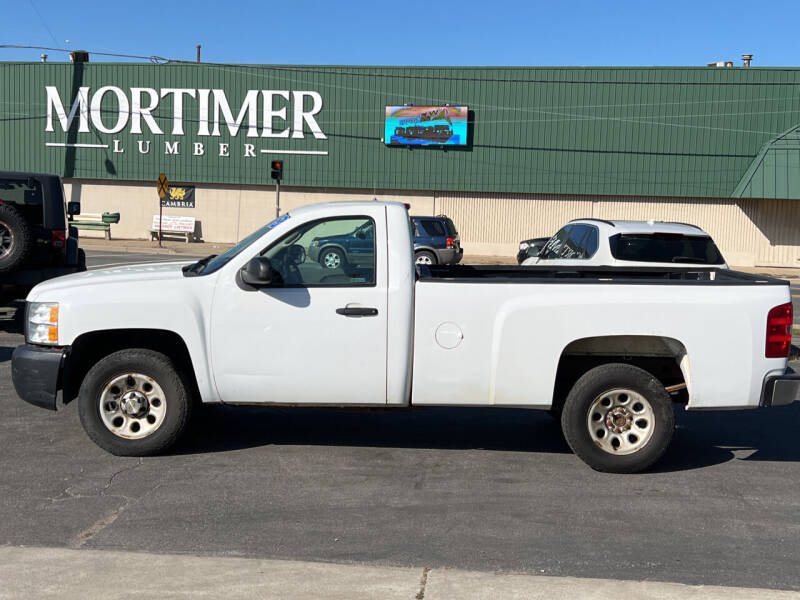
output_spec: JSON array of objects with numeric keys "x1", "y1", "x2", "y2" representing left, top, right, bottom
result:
[{"x1": 45, "y1": 86, "x2": 326, "y2": 139}]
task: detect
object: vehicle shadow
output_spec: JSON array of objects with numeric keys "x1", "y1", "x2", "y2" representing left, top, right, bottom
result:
[
  {"x1": 645, "y1": 402, "x2": 800, "y2": 473},
  {"x1": 0, "y1": 301, "x2": 24, "y2": 335},
  {"x1": 175, "y1": 403, "x2": 800, "y2": 471},
  {"x1": 177, "y1": 406, "x2": 573, "y2": 456},
  {"x1": 175, "y1": 401, "x2": 800, "y2": 471},
  {"x1": 0, "y1": 347, "x2": 13, "y2": 363}
]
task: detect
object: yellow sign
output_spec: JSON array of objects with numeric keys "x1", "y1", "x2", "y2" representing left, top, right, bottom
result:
[{"x1": 157, "y1": 173, "x2": 169, "y2": 199}]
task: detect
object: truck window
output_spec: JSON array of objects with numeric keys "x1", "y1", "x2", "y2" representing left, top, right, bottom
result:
[
  {"x1": 261, "y1": 216, "x2": 376, "y2": 286},
  {"x1": 609, "y1": 233, "x2": 725, "y2": 264}
]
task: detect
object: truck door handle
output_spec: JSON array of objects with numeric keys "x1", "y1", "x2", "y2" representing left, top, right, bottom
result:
[{"x1": 336, "y1": 306, "x2": 379, "y2": 317}]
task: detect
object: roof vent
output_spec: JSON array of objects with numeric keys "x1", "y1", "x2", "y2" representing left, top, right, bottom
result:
[
  {"x1": 742, "y1": 53, "x2": 753, "y2": 67},
  {"x1": 706, "y1": 61, "x2": 734, "y2": 67},
  {"x1": 69, "y1": 50, "x2": 89, "y2": 63}
]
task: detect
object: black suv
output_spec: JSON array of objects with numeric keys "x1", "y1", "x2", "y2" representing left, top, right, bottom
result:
[
  {"x1": 0, "y1": 171, "x2": 85, "y2": 301},
  {"x1": 411, "y1": 215, "x2": 463, "y2": 265}
]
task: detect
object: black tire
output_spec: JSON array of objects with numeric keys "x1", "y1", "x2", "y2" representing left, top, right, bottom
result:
[
  {"x1": 560, "y1": 363, "x2": 674, "y2": 473},
  {"x1": 77, "y1": 248, "x2": 87, "y2": 272},
  {"x1": 0, "y1": 204, "x2": 32, "y2": 274},
  {"x1": 78, "y1": 349, "x2": 193, "y2": 456},
  {"x1": 319, "y1": 247, "x2": 346, "y2": 270},
  {"x1": 414, "y1": 250, "x2": 437, "y2": 266}
]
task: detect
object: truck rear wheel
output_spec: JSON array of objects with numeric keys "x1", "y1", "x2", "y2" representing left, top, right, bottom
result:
[
  {"x1": 0, "y1": 204, "x2": 31, "y2": 273},
  {"x1": 78, "y1": 349, "x2": 193, "y2": 456},
  {"x1": 560, "y1": 363, "x2": 674, "y2": 473}
]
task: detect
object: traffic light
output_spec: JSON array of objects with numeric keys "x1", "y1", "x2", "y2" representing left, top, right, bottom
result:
[{"x1": 270, "y1": 160, "x2": 283, "y2": 181}]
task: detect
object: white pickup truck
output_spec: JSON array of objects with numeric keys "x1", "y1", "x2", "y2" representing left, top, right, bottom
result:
[{"x1": 11, "y1": 201, "x2": 800, "y2": 473}]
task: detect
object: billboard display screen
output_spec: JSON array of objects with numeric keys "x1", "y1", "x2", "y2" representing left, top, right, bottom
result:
[{"x1": 385, "y1": 106, "x2": 468, "y2": 146}]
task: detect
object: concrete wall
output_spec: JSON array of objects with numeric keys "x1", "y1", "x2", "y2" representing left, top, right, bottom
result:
[{"x1": 64, "y1": 179, "x2": 800, "y2": 268}]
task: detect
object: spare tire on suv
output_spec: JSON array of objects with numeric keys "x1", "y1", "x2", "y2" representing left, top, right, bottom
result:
[{"x1": 0, "y1": 204, "x2": 31, "y2": 274}]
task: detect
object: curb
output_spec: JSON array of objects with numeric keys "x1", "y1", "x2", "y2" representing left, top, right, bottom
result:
[
  {"x1": 80, "y1": 243, "x2": 178, "y2": 255},
  {"x1": 78, "y1": 242, "x2": 232, "y2": 256}
]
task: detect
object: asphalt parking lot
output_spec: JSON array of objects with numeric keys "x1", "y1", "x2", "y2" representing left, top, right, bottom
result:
[{"x1": 1, "y1": 250, "x2": 799, "y2": 592}]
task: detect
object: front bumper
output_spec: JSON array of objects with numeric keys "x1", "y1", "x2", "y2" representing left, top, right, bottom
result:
[
  {"x1": 760, "y1": 369, "x2": 800, "y2": 407},
  {"x1": 11, "y1": 344, "x2": 66, "y2": 411}
]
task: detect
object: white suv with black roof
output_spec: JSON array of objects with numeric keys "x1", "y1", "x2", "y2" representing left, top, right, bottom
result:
[{"x1": 521, "y1": 219, "x2": 728, "y2": 269}]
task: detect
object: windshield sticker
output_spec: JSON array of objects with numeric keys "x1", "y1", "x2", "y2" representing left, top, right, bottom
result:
[{"x1": 267, "y1": 213, "x2": 290, "y2": 230}]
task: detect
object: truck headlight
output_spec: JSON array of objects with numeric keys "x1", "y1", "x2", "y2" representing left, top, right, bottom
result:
[
  {"x1": 519, "y1": 242, "x2": 529, "y2": 251},
  {"x1": 28, "y1": 302, "x2": 59, "y2": 345}
]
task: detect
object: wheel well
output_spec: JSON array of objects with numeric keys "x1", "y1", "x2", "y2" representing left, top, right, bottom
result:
[
  {"x1": 552, "y1": 335, "x2": 689, "y2": 412},
  {"x1": 319, "y1": 245, "x2": 345, "y2": 255},
  {"x1": 63, "y1": 329, "x2": 200, "y2": 406}
]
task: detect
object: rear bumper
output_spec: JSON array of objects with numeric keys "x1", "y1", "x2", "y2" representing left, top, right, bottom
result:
[
  {"x1": 436, "y1": 247, "x2": 463, "y2": 265},
  {"x1": 760, "y1": 369, "x2": 800, "y2": 407},
  {"x1": 11, "y1": 344, "x2": 66, "y2": 411}
]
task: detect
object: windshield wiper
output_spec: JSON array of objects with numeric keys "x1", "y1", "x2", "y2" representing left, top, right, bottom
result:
[
  {"x1": 671, "y1": 256, "x2": 706, "y2": 264},
  {"x1": 182, "y1": 254, "x2": 217, "y2": 277}
]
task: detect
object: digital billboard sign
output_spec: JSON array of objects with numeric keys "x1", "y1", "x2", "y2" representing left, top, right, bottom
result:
[{"x1": 384, "y1": 106, "x2": 468, "y2": 146}]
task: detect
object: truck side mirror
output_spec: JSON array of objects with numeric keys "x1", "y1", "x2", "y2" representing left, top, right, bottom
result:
[
  {"x1": 240, "y1": 257, "x2": 273, "y2": 288},
  {"x1": 67, "y1": 201, "x2": 81, "y2": 216}
]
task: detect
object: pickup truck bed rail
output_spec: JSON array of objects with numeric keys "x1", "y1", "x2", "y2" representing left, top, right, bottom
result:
[{"x1": 418, "y1": 265, "x2": 788, "y2": 286}]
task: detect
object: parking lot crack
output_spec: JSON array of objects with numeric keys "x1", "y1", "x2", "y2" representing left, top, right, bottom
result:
[
  {"x1": 415, "y1": 567, "x2": 430, "y2": 600},
  {"x1": 67, "y1": 458, "x2": 158, "y2": 548},
  {"x1": 103, "y1": 458, "x2": 144, "y2": 491}
]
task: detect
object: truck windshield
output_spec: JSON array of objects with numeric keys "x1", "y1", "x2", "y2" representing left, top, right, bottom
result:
[
  {"x1": 194, "y1": 214, "x2": 291, "y2": 276},
  {"x1": 609, "y1": 233, "x2": 725, "y2": 265}
]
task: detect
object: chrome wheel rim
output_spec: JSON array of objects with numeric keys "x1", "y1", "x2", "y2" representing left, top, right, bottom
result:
[
  {"x1": 587, "y1": 388, "x2": 655, "y2": 455},
  {"x1": 99, "y1": 373, "x2": 167, "y2": 439},
  {"x1": 415, "y1": 254, "x2": 433, "y2": 265},
  {"x1": 322, "y1": 252, "x2": 341, "y2": 269},
  {"x1": 0, "y1": 222, "x2": 13, "y2": 259}
]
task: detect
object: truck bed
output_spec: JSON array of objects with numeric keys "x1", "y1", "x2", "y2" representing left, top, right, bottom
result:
[
  {"x1": 412, "y1": 263, "x2": 791, "y2": 411},
  {"x1": 418, "y1": 264, "x2": 788, "y2": 286}
]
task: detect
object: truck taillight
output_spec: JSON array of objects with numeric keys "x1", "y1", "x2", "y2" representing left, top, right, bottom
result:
[
  {"x1": 766, "y1": 302, "x2": 793, "y2": 358},
  {"x1": 51, "y1": 229, "x2": 66, "y2": 249},
  {"x1": 446, "y1": 237, "x2": 454, "y2": 248}
]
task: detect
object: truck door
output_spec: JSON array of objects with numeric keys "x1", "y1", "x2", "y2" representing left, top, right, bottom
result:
[{"x1": 209, "y1": 211, "x2": 388, "y2": 405}]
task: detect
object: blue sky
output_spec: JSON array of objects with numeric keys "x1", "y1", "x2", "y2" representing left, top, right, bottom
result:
[{"x1": 1, "y1": 0, "x2": 797, "y2": 67}]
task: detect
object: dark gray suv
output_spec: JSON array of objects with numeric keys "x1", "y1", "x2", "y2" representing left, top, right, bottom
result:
[{"x1": 411, "y1": 215, "x2": 463, "y2": 265}]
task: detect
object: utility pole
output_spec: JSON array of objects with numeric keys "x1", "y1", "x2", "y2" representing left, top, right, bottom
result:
[
  {"x1": 275, "y1": 179, "x2": 281, "y2": 219},
  {"x1": 270, "y1": 160, "x2": 283, "y2": 218}
]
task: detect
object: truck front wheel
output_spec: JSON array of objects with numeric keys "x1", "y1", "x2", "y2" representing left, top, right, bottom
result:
[
  {"x1": 78, "y1": 349, "x2": 193, "y2": 456},
  {"x1": 560, "y1": 363, "x2": 674, "y2": 473}
]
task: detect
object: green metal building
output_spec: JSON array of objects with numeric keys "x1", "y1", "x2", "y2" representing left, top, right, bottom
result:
[{"x1": 2, "y1": 60, "x2": 800, "y2": 265}]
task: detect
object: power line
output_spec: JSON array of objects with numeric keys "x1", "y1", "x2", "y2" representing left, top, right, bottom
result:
[
  {"x1": 3, "y1": 44, "x2": 800, "y2": 85},
  {"x1": 26, "y1": 2, "x2": 59, "y2": 47}
]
